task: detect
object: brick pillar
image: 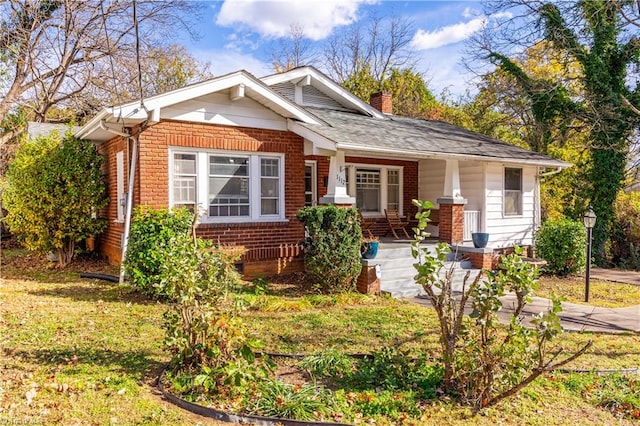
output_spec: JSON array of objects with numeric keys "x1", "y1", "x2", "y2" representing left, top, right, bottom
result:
[
  {"x1": 437, "y1": 197, "x2": 467, "y2": 244},
  {"x1": 357, "y1": 262, "x2": 381, "y2": 294}
]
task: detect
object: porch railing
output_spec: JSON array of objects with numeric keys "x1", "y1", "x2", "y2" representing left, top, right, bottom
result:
[{"x1": 464, "y1": 210, "x2": 481, "y2": 241}]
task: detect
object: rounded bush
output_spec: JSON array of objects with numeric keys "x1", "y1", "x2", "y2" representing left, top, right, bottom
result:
[
  {"x1": 535, "y1": 218, "x2": 586, "y2": 276},
  {"x1": 296, "y1": 205, "x2": 362, "y2": 293},
  {"x1": 124, "y1": 207, "x2": 193, "y2": 296}
]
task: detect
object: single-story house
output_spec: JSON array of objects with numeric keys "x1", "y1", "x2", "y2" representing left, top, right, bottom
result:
[{"x1": 75, "y1": 66, "x2": 569, "y2": 277}]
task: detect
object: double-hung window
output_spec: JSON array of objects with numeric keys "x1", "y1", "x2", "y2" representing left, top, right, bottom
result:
[
  {"x1": 504, "y1": 167, "x2": 523, "y2": 216},
  {"x1": 173, "y1": 153, "x2": 197, "y2": 210},
  {"x1": 346, "y1": 164, "x2": 403, "y2": 215},
  {"x1": 171, "y1": 150, "x2": 284, "y2": 222}
]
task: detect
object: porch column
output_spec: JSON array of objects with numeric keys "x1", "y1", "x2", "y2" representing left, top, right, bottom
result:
[
  {"x1": 438, "y1": 159, "x2": 467, "y2": 244},
  {"x1": 319, "y1": 151, "x2": 355, "y2": 206}
]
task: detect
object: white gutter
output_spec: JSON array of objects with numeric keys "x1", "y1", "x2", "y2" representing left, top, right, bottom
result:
[
  {"x1": 338, "y1": 143, "x2": 570, "y2": 168},
  {"x1": 119, "y1": 135, "x2": 138, "y2": 283},
  {"x1": 538, "y1": 166, "x2": 564, "y2": 177}
]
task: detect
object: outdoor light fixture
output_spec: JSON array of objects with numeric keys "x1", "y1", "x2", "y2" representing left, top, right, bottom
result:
[{"x1": 583, "y1": 205, "x2": 596, "y2": 303}]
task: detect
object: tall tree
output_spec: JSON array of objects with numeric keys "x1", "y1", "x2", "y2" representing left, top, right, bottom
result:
[
  {"x1": 0, "y1": 0, "x2": 201, "y2": 125},
  {"x1": 322, "y1": 12, "x2": 415, "y2": 86},
  {"x1": 478, "y1": 0, "x2": 640, "y2": 263}
]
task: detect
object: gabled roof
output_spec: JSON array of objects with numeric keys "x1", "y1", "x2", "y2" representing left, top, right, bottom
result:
[
  {"x1": 261, "y1": 66, "x2": 386, "y2": 119},
  {"x1": 297, "y1": 107, "x2": 569, "y2": 168},
  {"x1": 76, "y1": 70, "x2": 322, "y2": 141}
]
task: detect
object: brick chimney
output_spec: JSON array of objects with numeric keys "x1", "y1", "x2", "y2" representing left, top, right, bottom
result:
[{"x1": 369, "y1": 91, "x2": 392, "y2": 114}]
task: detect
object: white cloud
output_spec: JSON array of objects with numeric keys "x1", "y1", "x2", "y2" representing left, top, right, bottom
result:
[
  {"x1": 215, "y1": 0, "x2": 377, "y2": 41},
  {"x1": 193, "y1": 49, "x2": 274, "y2": 78},
  {"x1": 411, "y1": 17, "x2": 486, "y2": 51}
]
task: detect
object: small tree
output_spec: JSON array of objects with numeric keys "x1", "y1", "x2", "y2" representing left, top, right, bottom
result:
[
  {"x1": 296, "y1": 205, "x2": 362, "y2": 293},
  {"x1": 411, "y1": 199, "x2": 591, "y2": 410},
  {"x1": 3, "y1": 131, "x2": 108, "y2": 266}
]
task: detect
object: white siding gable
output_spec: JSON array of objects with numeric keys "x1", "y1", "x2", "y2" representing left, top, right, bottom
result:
[{"x1": 161, "y1": 91, "x2": 287, "y2": 131}]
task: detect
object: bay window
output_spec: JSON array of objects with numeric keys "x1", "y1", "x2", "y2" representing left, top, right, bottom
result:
[{"x1": 170, "y1": 150, "x2": 284, "y2": 222}]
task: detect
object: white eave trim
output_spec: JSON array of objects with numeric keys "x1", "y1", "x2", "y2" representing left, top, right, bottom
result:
[
  {"x1": 261, "y1": 66, "x2": 386, "y2": 119},
  {"x1": 76, "y1": 70, "x2": 322, "y2": 141},
  {"x1": 337, "y1": 143, "x2": 571, "y2": 168},
  {"x1": 288, "y1": 120, "x2": 337, "y2": 152}
]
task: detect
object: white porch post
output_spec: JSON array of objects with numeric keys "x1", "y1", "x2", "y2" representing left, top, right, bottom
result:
[
  {"x1": 443, "y1": 159, "x2": 465, "y2": 201},
  {"x1": 437, "y1": 159, "x2": 467, "y2": 244},
  {"x1": 319, "y1": 151, "x2": 355, "y2": 205}
]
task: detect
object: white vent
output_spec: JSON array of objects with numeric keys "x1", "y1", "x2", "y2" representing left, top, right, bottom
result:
[
  {"x1": 302, "y1": 85, "x2": 347, "y2": 109},
  {"x1": 271, "y1": 82, "x2": 295, "y2": 101}
]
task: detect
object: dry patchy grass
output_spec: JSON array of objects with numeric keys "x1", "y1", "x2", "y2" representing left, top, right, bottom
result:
[
  {"x1": 537, "y1": 275, "x2": 640, "y2": 308},
  {"x1": 1, "y1": 247, "x2": 638, "y2": 425}
]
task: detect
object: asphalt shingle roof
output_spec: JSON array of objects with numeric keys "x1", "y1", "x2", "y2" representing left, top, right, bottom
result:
[{"x1": 299, "y1": 107, "x2": 568, "y2": 167}]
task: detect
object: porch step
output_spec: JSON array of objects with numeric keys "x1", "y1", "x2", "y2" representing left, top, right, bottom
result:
[{"x1": 374, "y1": 242, "x2": 481, "y2": 298}]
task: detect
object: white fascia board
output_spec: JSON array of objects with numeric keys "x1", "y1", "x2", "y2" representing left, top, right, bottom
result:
[
  {"x1": 75, "y1": 109, "x2": 111, "y2": 140},
  {"x1": 338, "y1": 143, "x2": 571, "y2": 168},
  {"x1": 262, "y1": 66, "x2": 386, "y2": 119},
  {"x1": 77, "y1": 71, "x2": 322, "y2": 140},
  {"x1": 288, "y1": 120, "x2": 337, "y2": 152}
]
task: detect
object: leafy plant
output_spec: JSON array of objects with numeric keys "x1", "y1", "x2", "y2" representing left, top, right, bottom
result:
[
  {"x1": 124, "y1": 207, "x2": 193, "y2": 296},
  {"x1": 2, "y1": 130, "x2": 108, "y2": 266},
  {"x1": 248, "y1": 380, "x2": 334, "y2": 421},
  {"x1": 296, "y1": 205, "x2": 362, "y2": 293},
  {"x1": 299, "y1": 349, "x2": 356, "y2": 379},
  {"x1": 535, "y1": 217, "x2": 587, "y2": 276},
  {"x1": 411, "y1": 198, "x2": 592, "y2": 410}
]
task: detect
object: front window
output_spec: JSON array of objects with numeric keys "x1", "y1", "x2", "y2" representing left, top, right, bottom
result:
[
  {"x1": 504, "y1": 167, "x2": 522, "y2": 216},
  {"x1": 173, "y1": 153, "x2": 197, "y2": 209},
  {"x1": 170, "y1": 150, "x2": 284, "y2": 222},
  {"x1": 356, "y1": 169, "x2": 381, "y2": 212},
  {"x1": 260, "y1": 158, "x2": 280, "y2": 215},
  {"x1": 346, "y1": 165, "x2": 403, "y2": 214},
  {"x1": 209, "y1": 156, "x2": 250, "y2": 217}
]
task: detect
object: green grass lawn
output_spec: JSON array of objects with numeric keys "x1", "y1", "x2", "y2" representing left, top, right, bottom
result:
[{"x1": 1, "y1": 248, "x2": 639, "y2": 425}]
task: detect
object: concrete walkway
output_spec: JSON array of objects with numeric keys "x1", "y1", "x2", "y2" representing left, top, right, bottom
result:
[{"x1": 410, "y1": 268, "x2": 640, "y2": 334}]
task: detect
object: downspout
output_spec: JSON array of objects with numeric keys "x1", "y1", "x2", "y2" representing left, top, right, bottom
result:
[
  {"x1": 119, "y1": 135, "x2": 138, "y2": 283},
  {"x1": 98, "y1": 120, "x2": 137, "y2": 284}
]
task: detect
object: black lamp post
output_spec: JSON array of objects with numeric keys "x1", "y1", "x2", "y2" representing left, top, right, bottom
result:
[{"x1": 583, "y1": 205, "x2": 596, "y2": 303}]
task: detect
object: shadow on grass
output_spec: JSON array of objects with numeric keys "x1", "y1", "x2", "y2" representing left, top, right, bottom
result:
[
  {"x1": 26, "y1": 282, "x2": 159, "y2": 306},
  {"x1": 5, "y1": 347, "x2": 166, "y2": 381}
]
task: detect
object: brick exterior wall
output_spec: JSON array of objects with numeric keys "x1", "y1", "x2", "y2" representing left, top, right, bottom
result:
[
  {"x1": 97, "y1": 120, "x2": 307, "y2": 277},
  {"x1": 97, "y1": 135, "x2": 129, "y2": 262}
]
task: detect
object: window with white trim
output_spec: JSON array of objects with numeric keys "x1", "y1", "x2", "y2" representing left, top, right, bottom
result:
[
  {"x1": 208, "y1": 155, "x2": 249, "y2": 217},
  {"x1": 173, "y1": 153, "x2": 197, "y2": 210},
  {"x1": 116, "y1": 150, "x2": 125, "y2": 221},
  {"x1": 304, "y1": 161, "x2": 317, "y2": 207},
  {"x1": 170, "y1": 150, "x2": 284, "y2": 222},
  {"x1": 504, "y1": 167, "x2": 523, "y2": 216},
  {"x1": 346, "y1": 164, "x2": 403, "y2": 214}
]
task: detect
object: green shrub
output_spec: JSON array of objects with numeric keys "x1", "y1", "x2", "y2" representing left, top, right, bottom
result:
[
  {"x1": 610, "y1": 191, "x2": 640, "y2": 269},
  {"x1": 124, "y1": 207, "x2": 193, "y2": 296},
  {"x1": 3, "y1": 130, "x2": 108, "y2": 266},
  {"x1": 296, "y1": 205, "x2": 362, "y2": 293},
  {"x1": 535, "y1": 218, "x2": 586, "y2": 276}
]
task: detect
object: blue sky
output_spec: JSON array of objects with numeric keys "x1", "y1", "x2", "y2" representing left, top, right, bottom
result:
[{"x1": 180, "y1": 1, "x2": 508, "y2": 98}]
